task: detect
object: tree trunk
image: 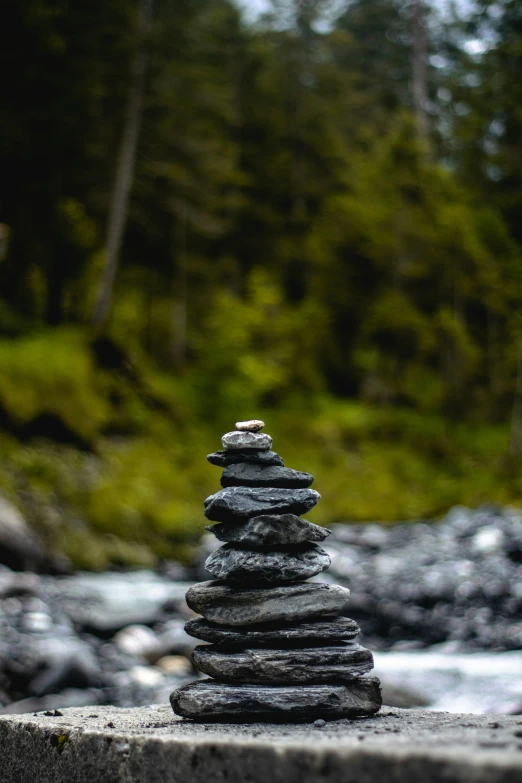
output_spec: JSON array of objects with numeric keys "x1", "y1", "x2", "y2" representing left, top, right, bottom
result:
[
  {"x1": 92, "y1": 0, "x2": 153, "y2": 328},
  {"x1": 411, "y1": 0, "x2": 429, "y2": 140},
  {"x1": 170, "y1": 210, "x2": 188, "y2": 368},
  {"x1": 509, "y1": 334, "x2": 522, "y2": 456}
]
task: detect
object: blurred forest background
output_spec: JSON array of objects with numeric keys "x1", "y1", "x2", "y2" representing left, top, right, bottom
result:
[{"x1": 1, "y1": 0, "x2": 522, "y2": 569}]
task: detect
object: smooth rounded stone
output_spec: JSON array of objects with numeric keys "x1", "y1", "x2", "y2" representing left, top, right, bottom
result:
[
  {"x1": 222, "y1": 431, "x2": 272, "y2": 450},
  {"x1": 207, "y1": 450, "x2": 284, "y2": 468},
  {"x1": 193, "y1": 642, "x2": 374, "y2": 684},
  {"x1": 185, "y1": 581, "x2": 351, "y2": 626},
  {"x1": 235, "y1": 419, "x2": 265, "y2": 432},
  {"x1": 204, "y1": 487, "x2": 320, "y2": 523},
  {"x1": 171, "y1": 677, "x2": 382, "y2": 720},
  {"x1": 221, "y1": 464, "x2": 314, "y2": 489},
  {"x1": 204, "y1": 543, "x2": 331, "y2": 585},
  {"x1": 184, "y1": 616, "x2": 360, "y2": 646},
  {"x1": 207, "y1": 514, "x2": 330, "y2": 546}
]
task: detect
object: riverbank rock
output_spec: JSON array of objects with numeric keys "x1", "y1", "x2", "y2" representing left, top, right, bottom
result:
[{"x1": 0, "y1": 497, "x2": 46, "y2": 571}]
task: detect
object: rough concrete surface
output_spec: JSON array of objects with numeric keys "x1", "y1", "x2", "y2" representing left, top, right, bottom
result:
[{"x1": 1, "y1": 705, "x2": 522, "y2": 783}]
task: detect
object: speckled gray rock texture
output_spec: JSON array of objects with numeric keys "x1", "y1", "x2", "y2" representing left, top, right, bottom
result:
[
  {"x1": 204, "y1": 487, "x2": 320, "y2": 522},
  {"x1": 207, "y1": 514, "x2": 330, "y2": 546},
  {"x1": 184, "y1": 616, "x2": 360, "y2": 646},
  {"x1": 172, "y1": 678, "x2": 382, "y2": 720},
  {"x1": 221, "y1": 464, "x2": 314, "y2": 489},
  {"x1": 207, "y1": 449, "x2": 284, "y2": 467},
  {"x1": 1, "y1": 704, "x2": 522, "y2": 783},
  {"x1": 192, "y1": 642, "x2": 374, "y2": 683},
  {"x1": 186, "y1": 580, "x2": 351, "y2": 625},
  {"x1": 222, "y1": 431, "x2": 273, "y2": 450},
  {"x1": 204, "y1": 543, "x2": 331, "y2": 584},
  {"x1": 235, "y1": 419, "x2": 265, "y2": 432}
]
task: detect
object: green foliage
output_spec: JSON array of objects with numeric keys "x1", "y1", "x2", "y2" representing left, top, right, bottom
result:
[
  {"x1": 190, "y1": 268, "x2": 327, "y2": 422},
  {"x1": 1, "y1": 389, "x2": 522, "y2": 569},
  {"x1": 0, "y1": 329, "x2": 109, "y2": 441},
  {"x1": 1, "y1": 0, "x2": 522, "y2": 566}
]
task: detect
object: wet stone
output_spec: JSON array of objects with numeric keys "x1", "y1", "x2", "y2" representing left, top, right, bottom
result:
[
  {"x1": 207, "y1": 450, "x2": 284, "y2": 468},
  {"x1": 193, "y1": 642, "x2": 374, "y2": 684},
  {"x1": 222, "y1": 431, "x2": 272, "y2": 451},
  {"x1": 204, "y1": 487, "x2": 320, "y2": 523},
  {"x1": 207, "y1": 514, "x2": 330, "y2": 546},
  {"x1": 171, "y1": 678, "x2": 382, "y2": 721},
  {"x1": 184, "y1": 616, "x2": 360, "y2": 646},
  {"x1": 205, "y1": 543, "x2": 331, "y2": 585},
  {"x1": 220, "y1": 464, "x2": 314, "y2": 489},
  {"x1": 235, "y1": 420, "x2": 265, "y2": 432},
  {"x1": 185, "y1": 581, "x2": 351, "y2": 626}
]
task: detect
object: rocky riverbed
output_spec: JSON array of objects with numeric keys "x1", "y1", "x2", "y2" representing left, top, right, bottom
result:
[{"x1": 0, "y1": 504, "x2": 521, "y2": 715}]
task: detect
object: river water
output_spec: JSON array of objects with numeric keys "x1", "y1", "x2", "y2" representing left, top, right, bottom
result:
[{"x1": 374, "y1": 649, "x2": 522, "y2": 714}]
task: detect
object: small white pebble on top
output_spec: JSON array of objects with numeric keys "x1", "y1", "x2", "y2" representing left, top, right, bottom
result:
[{"x1": 235, "y1": 419, "x2": 265, "y2": 432}]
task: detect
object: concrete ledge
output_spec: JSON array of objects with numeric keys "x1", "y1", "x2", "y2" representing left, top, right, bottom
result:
[{"x1": 1, "y1": 705, "x2": 522, "y2": 783}]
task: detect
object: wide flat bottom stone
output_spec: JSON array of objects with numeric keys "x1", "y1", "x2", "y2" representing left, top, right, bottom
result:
[
  {"x1": 172, "y1": 678, "x2": 382, "y2": 720},
  {"x1": 1, "y1": 704, "x2": 521, "y2": 783}
]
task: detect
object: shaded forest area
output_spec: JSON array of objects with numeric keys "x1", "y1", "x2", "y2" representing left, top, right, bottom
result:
[{"x1": 1, "y1": 0, "x2": 522, "y2": 568}]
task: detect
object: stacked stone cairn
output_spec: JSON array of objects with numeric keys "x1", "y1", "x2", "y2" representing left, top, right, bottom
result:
[{"x1": 171, "y1": 420, "x2": 382, "y2": 722}]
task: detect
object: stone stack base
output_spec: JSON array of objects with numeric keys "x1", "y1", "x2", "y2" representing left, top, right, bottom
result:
[{"x1": 1, "y1": 705, "x2": 522, "y2": 783}]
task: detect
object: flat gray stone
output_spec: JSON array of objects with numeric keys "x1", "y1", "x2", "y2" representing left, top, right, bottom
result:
[
  {"x1": 193, "y1": 642, "x2": 374, "y2": 683},
  {"x1": 207, "y1": 450, "x2": 284, "y2": 468},
  {"x1": 222, "y1": 431, "x2": 272, "y2": 450},
  {"x1": 221, "y1": 464, "x2": 314, "y2": 489},
  {"x1": 235, "y1": 419, "x2": 265, "y2": 432},
  {"x1": 1, "y1": 704, "x2": 522, "y2": 783},
  {"x1": 185, "y1": 581, "x2": 351, "y2": 626},
  {"x1": 204, "y1": 543, "x2": 330, "y2": 585},
  {"x1": 207, "y1": 514, "x2": 330, "y2": 546},
  {"x1": 171, "y1": 678, "x2": 382, "y2": 720},
  {"x1": 185, "y1": 616, "x2": 360, "y2": 646},
  {"x1": 204, "y1": 487, "x2": 320, "y2": 523}
]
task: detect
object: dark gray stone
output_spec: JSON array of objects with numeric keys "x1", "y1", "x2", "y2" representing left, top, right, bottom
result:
[
  {"x1": 2, "y1": 704, "x2": 522, "y2": 783},
  {"x1": 204, "y1": 487, "x2": 320, "y2": 523},
  {"x1": 193, "y1": 642, "x2": 374, "y2": 683},
  {"x1": 185, "y1": 581, "x2": 351, "y2": 626},
  {"x1": 325, "y1": 506, "x2": 522, "y2": 652},
  {"x1": 207, "y1": 450, "x2": 284, "y2": 468},
  {"x1": 207, "y1": 514, "x2": 330, "y2": 546},
  {"x1": 222, "y1": 431, "x2": 272, "y2": 450},
  {"x1": 380, "y1": 680, "x2": 432, "y2": 708},
  {"x1": 204, "y1": 543, "x2": 331, "y2": 585},
  {"x1": 0, "y1": 496, "x2": 47, "y2": 571},
  {"x1": 184, "y1": 616, "x2": 360, "y2": 646},
  {"x1": 171, "y1": 678, "x2": 382, "y2": 721},
  {"x1": 221, "y1": 464, "x2": 314, "y2": 489}
]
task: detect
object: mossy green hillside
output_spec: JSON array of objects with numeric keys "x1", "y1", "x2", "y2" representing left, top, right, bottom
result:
[{"x1": 0, "y1": 328, "x2": 521, "y2": 569}]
